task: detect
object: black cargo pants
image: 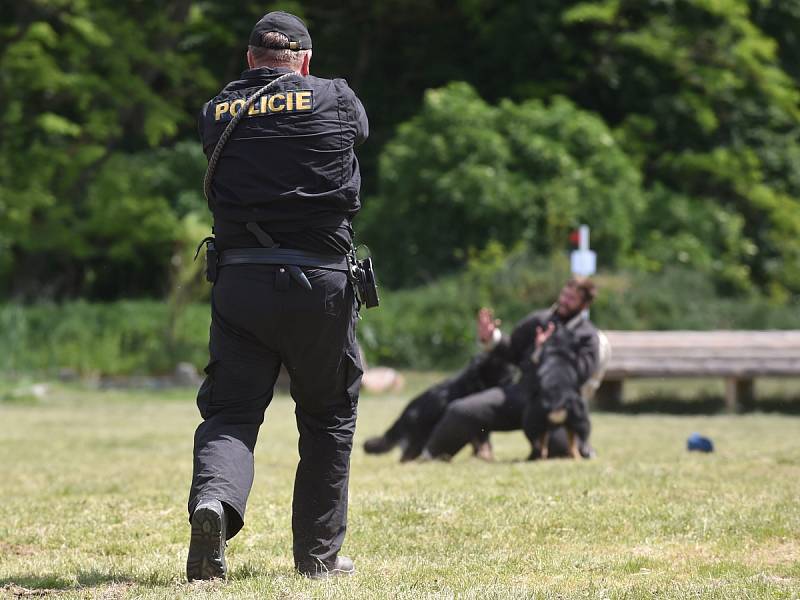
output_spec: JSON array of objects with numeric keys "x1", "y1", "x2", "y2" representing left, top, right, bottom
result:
[
  {"x1": 187, "y1": 263, "x2": 362, "y2": 572},
  {"x1": 423, "y1": 385, "x2": 526, "y2": 458}
]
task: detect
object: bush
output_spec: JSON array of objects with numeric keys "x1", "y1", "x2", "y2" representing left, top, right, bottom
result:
[
  {"x1": 359, "y1": 83, "x2": 645, "y2": 288},
  {"x1": 594, "y1": 267, "x2": 800, "y2": 331},
  {"x1": 360, "y1": 254, "x2": 800, "y2": 369},
  {"x1": 4, "y1": 259, "x2": 800, "y2": 376},
  {"x1": 1, "y1": 301, "x2": 210, "y2": 376}
]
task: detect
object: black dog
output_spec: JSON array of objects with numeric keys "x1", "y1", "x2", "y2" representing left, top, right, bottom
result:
[
  {"x1": 364, "y1": 349, "x2": 593, "y2": 461},
  {"x1": 522, "y1": 329, "x2": 591, "y2": 460},
  {"x1": 363, "y1": 353, "x2": 514, "y2": 461}
]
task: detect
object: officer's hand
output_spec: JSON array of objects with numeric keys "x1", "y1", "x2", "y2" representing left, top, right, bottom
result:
[
  {"x1": 535, "y1": 322, "x2": 556, "y2": 347},
  {"x1": 477, "y1": 307, "x2": 501, "y2": 344}
]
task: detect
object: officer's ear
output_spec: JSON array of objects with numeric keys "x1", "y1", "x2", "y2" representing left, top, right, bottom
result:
[
  {"x1": 300, "y1": 51, "x2": 311, "y2": 76},
  {"x1": 246, "y1": 49, "x2": 256, "y2": 69}
]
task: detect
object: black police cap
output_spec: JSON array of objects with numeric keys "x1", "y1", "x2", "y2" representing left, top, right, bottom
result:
[{"x1": 249, "y1": 11, "x2": 312, "y2": 51}]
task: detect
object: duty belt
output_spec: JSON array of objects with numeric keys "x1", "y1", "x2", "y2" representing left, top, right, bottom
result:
[
  {"x1": 217, "y1": 247, "x2": 350, "y2": 291},
  {"x1": 218, "y1": 248, "x2": 349, "y2": 271}
]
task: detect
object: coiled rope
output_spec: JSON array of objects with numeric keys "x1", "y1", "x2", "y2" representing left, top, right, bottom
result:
[{"x1": 203, "y1": 72, "x2": 296, "y2": 209}]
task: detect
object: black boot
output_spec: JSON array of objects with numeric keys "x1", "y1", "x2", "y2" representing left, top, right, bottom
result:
[{"x1": 187, "y1": 499, "x2": 227, "y2": 581}]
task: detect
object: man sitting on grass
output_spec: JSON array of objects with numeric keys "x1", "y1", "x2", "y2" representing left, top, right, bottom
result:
[{"x1": 364, "y1": 277, "x2": 601, "y2": 461}]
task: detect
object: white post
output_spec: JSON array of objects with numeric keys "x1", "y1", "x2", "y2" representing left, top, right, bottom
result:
[
  {"x1": 578, "y1": 224, "x2": 589, "y2": 252},
  {"x1": 571, "y1": 224, "x2": 596, "y2": 320},
  {"x1": 570, "y1": 225, "x2": 596, "y2": 277}
]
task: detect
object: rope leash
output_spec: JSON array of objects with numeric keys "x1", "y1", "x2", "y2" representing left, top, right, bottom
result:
[{"x1": 203, "y1": 72, "x2": 296, "y2": 208}]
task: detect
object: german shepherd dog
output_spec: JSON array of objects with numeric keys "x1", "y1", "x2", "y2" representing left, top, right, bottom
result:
[{"x1": 523, "y1": 333, "x2": 592, "y2": 460}]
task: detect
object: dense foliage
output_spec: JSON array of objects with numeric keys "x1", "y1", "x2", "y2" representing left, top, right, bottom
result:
[
  {"x1": 360, "y1": 84, "x2": 645, "y2": 286},
  {"x1": 2, "y1": 1, "x2": 800, "y2": 370},
  {"x1": 1, "y1": 2, "x2": 214, "y2": 298},
  {"x1": 560, "y1": 0, "x2": 800, "y2": 296},
  {"x1": 5, "y1": 261, "x2": 799, "y2": 375}
]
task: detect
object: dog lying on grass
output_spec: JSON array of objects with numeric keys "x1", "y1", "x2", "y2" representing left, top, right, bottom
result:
[{"x1": 364, "y1": 353, "x2": 515, "y2": 462}]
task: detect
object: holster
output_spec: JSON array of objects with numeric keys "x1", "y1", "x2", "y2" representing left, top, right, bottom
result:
[
  {"x1": 350, "y1": 254, "x2": 379, "y2": 309},
  {"x1": 205, "y1": 239, "x2": 218, "y2": 283}
]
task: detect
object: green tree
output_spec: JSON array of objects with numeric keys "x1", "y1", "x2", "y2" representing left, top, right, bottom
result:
[
  {"x1": 438, "y1": 0, "x2": 800, "y2": 296},
  {"x1": 359, "y1": 82, "x2": 645, "y2": 287},
  {"x1": 3, "y1": 0, "x2": 800, "y2": 301},
  {"x1": 557, "y1": 0, "x2": 800, "y2": 295},
  {"x1": 0, "y1": 0, "x2": 213, "y2": 298},
  {"x1": 750, "y1": 0, "x2": 800, "y2": 83}
]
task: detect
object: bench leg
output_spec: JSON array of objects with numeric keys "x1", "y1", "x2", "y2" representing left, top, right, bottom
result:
[
  {"x1": 594, "y1": 380, "x2": 623, "y2": 411},
  {"x1": 725, "y1": 378, "x2": 755, "y2": 413}
]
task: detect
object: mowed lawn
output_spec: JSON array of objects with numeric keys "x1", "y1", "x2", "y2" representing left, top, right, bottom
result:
[{"x1": 1, "y1": 379, "x2": 799, "y2": 599}]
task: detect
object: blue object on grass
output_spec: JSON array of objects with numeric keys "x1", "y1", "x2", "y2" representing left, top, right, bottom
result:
[{"x1": 687, "y1": 432, "x2": 714, "y2": 453}]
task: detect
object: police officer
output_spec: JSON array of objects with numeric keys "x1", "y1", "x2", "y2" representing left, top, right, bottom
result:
[{"x1": 186, "y1": 11, "x2": 368, "y2": 581}]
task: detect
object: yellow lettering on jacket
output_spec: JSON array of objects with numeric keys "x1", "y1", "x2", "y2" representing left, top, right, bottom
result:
[
  {"x1": 295, "y1": 91, "x2": 312, "y2": 111},
  {"x1": 268, "y1": 94, "x2": 285, "y2": 112},
  {"x1": 214, "y1": 102, "x2": 229, "y2": 121},
  {"x1": 229, "y1": 99, "x2": 246, "y2": 116},
  {"x1": 213, "y1": 91, "x2": 314, "y2": 122}
]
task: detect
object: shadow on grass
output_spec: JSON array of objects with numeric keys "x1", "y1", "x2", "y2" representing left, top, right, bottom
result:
[
  {"x1": 752, "y1": 398, "x2": 800, "y2": 414},
  {"x1": 614, "y1": 395, "x2": 726, "y2": 414},
  {"x1": 0, "y1": 570, "x2": 132, "y2": 593},
  {"x1": 610, "y1": 395, "x2": 800, "y2": 415},
  {"x1": 1, "y1": 564, "x2": 292, "y2": 594},
  {"x1": 0, "y1": 570, "x2": 178, "y2": 594}
]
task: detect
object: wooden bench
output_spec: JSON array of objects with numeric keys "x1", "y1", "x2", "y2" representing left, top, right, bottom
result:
[{"x1": 593, "y1": 331, "x2": 800, "y2": 412}]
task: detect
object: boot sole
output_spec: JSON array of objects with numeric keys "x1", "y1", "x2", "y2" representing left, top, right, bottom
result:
[{"x1": 187, "y1": 506, "x2": 226, "y2": 581}]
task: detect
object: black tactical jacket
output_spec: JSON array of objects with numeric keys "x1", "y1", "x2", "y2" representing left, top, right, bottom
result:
[{"x1": 199, "y1": 66, "x2": 368, "y2": 251}]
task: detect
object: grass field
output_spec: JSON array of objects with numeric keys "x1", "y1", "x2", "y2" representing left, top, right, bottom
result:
[{"x1": 1, "y1": 377, "x2": 799, "y2": 599}]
